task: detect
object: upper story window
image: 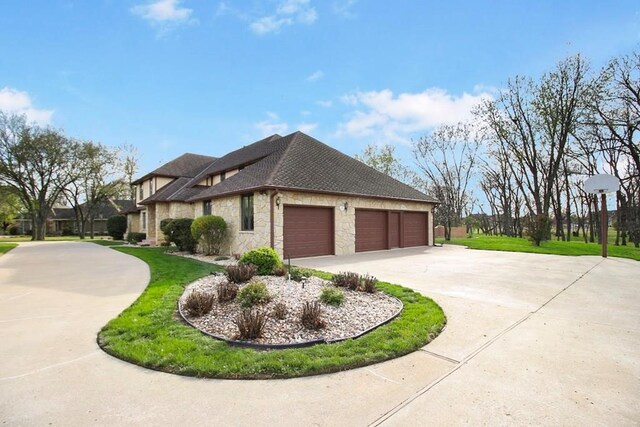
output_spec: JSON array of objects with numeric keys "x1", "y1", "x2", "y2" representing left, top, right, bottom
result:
[
  {"x1": 139, "y1": 184, "x2": 144, "y2": 200},
  {"x1": 203, "y1": 200, "x2": 212, "y2": 216},
  {"x1": 149, "y1": 180, "x2": 153, "y2": 195},
  {"x1": 220, "y1": 171, "x2": 226, "y2": 182},
  {"x1": 241, "y1": 194, "x2": 254, "y2": 231}
]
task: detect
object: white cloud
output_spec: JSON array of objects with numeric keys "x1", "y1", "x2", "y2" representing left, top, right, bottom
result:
[
  {"x1": 297, "y1": 122, "x2": 318, "y2": 133},
  {"x1": 306, "y1": 70, "x2": 324, "y2": 82},
  {"x1": 0, "y1": 87, "x2": 53, "y2": 126},
  {"x1": 333, "y1": 0, "x2": 358, "y2": 18},
  {"x1": 131, "y1": 0, "x2": 195, "y2": 32},
  {"x1": 337, "y1": 87, "x2": 493, "y2": 143},
  {"x1": 316, "y1": 100, "x2": 333, "y2": 108},
  {"x1": 255, "y1": 112, "x2": 289, "y2": 136},
  {"x1": 249, "y1": 0, "x2": 317, "y2": 35}
]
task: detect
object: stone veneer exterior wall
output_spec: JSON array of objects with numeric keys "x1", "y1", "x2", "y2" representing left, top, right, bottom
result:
[{"x1": 193, "y1": 190, "x2": 434, "y2": 258}]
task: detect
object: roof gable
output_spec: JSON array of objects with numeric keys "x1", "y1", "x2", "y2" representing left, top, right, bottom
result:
[{"x1": 132, "y1": 153, "x2": 216, "y2": 184}]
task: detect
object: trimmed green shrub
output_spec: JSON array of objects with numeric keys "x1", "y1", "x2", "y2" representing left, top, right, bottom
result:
[
  {"x1": 127, "y1": 232, "x2": 146, "y2": 244},
  {"x1": 288, "y1": 266, "x2": 307, "y2": 282},
  {"x1": 239, "y1": 247, "x2": 282, "y2": 275},
  {"x1": 191, "y1": 215, "x2": 227, "y2": 255},
  {"x1": 106, "y1": 215, "x2": 127, "y2": 240},
  {"x1": 319, "y1": 287, "x2": 345, "y2": 306},
  {"x1": 237, "y1": 281, "x2": 271, "y2": 308},
  {"x1": 164, "y1": 218, "x2": 196, "y2": 252},
  {"x1": 159, "y1": 218, "x2": 174, "y2": 234},
  {"x1": 8, "y1": 226, "x2": 19, "y2": 236}
]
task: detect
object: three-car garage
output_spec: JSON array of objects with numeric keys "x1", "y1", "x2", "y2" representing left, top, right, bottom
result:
[{"x1": 282, "y1": 205, "x2": 429, "y2": 259}]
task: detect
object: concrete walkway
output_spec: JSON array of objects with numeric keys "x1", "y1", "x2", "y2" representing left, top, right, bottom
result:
[{"x1": 0, "y1": 242, "x2": 638, "y2": 426}]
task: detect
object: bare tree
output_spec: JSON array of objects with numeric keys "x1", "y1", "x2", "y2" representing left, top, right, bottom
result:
[
  {"x1": 0, "y1": 112, "x2": 79, "y2": 240},
  {"x1": 413, "y1": 123, "x2": 479, "y2": 240}
]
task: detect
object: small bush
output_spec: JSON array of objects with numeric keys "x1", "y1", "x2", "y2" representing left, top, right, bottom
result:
[
  {"x1": 159, "y1": 218, "x2": 174, "y2": 234},
  {"x1": 332, "y1": 272, "x2": 360, "y2": 290},
  {"x1": 272, "y1": 302, "x2": 288, "y2": 319},
  {"x1": 234, "y1": 309, "x2": 267, "y2": 340},
  {"x1": 8, "y1": 226, "x2": 19, "y2": 236},
  {"x1": 183, "y1": 291, "x2": 215, "y2": 317},
  {"x1": 272, "y1": 266, "x2": 286, "y2": 277},
  {"x1": 225, "y1": 263, "x2": 257, "y2": 284},
  {"x1": 524, "y1": 214, "x2": 551, "y2": 247},
  {"x1": 361, "y1": 275, "x2": 377, "y2": 293},
  {"x1": 319, "y1": 287, "x2": 345, "y2": 306},
  {"x1": 301, "y1": 301, "x2": 325, "y2": 330},
  {"x1": 217, "y1": 282, "x2": 238, "y2": 303},
  {"x1": 106, "y1": 215, "x2": 127, "y2": 240},
  {"x1": 237, "y1": 281, "x2": 271, "y2": 308},
  {"x1": 239, "y1": 247, "x2": 282, "y2": 275},
  {"x1": 288, "y1": 266, "x2": 307, "y2": 282},
  {"x1": 127, "y1": 232, "x2": 146, "y2": 244},
  {"x1": 164, "y1": 218, "x2": 197, "y2": 252},
  {"x1": 191, "y1": 215, "x2": 228, "y2": 256}
]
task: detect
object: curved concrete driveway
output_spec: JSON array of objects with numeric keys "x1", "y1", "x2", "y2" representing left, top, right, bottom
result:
[{"x1": 0, "y1": 242, "x2": 638, "y2": 426}]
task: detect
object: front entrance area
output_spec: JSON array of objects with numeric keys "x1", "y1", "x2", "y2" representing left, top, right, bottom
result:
[
  {"x1": 355, "y1": 209, "x2": 428, "y2": 252},
  {"x1": 283, "y1": 205, "x2": 334, "y2": 259}
]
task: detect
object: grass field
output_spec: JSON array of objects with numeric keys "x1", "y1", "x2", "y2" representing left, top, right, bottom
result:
[
  {"x1": 437, "y1": 234, "x2": 640, "y2": 261},
  {"x1": 0, "y1": 243, "x2": 17, "y2": 255},
  {"x1": 97, "y1": 247, "x2": 446, "y2": 379}
]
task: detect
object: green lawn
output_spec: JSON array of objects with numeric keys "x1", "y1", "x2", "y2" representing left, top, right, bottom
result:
[
  {"x1": 98, "y1": 247, "x2": 446, "y2": 379},
  {"x1": 437, "y1": 235, "x2": 640, "y2": 261},
  {"x1": 88, "y1": 239, "x2": 125, "y2": 246},
  {"x1": 0, "y1": 243, "x2": 17, "y2": 255}
]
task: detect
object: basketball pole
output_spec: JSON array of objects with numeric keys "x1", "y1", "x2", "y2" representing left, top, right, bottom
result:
[{"x1": 600, "y1": 192, "x2": 607, "y2": 258}]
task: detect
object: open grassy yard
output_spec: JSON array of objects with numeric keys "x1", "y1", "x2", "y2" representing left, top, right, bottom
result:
[
  {"x1": 98, "y1": 247, "x2": 446, "y2": 379},
  {"x1": 0, "y1": 243, "x2": 17, "y2": 255},
  {"x1": 437, "y1": 234, "x2": 640, "y2": 261}
]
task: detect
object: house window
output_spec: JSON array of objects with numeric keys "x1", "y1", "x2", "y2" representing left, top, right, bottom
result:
[
  {"x1": 139, "y1": 184, "x2": 144, "y2": 200},
  {"x1": 203, "y1": 200, "x2": 212, "y2": 216},
  {"x1": 241, "y1": 194, "x2": 254, "y2": 231},
  {"x1": 149, "y1": 180, "x2": 153, "y2": 195},
  {"x1": 220, "y1": 171, "x2": 226, "y2": 182},
  {"x1": 142, "y1": 211, "x2": 146, "y2": 230}
]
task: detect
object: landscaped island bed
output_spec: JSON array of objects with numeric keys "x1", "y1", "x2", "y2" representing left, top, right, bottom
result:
[
  {"x1": 97, "y1": 247, "x2": 446, "y2": 379},
  {"x1": 179, "y1": 274, "x2": 402, "y2": 347}
]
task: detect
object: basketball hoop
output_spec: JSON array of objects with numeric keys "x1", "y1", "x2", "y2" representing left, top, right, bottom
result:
[{"x1": 584, "y1": 174, "x2": 620, "y2": 258}]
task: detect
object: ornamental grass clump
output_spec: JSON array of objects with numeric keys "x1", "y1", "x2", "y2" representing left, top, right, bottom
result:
[
  {"x1": 183, "y1": 291, "x2": 215, "y2": 317},
  {"x1": 300, "y1": 301, "x2": 326, "y2": 330},
  {"x1": 217, "y1": 282, "x2": 238, "y2": 303},
  {"x1": 319, "y1": 287, "x2": 345, "y2": 306},
  {"x1": 360, "y1": 275, "x2": 378, "y2": 293},
  {"x1": 331, "y1": 272, "x2": 360, "y2": 290},
  {"x1": 225, "y1": 263, "x2": 257, "y2": 284},
  {"x1": 271, "y1": 302, "x2": 288, "y2": 320},
  {"x1": 235, "y1": 309, "x2": 267, "y2": 340},
  {"x1": 237, "y1": 281, "x2": 271, "y2": 308}
]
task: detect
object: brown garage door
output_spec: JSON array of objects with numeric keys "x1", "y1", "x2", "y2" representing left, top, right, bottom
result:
[
  {"x1": 355, "y1": 209, "x2": 387, "y2": 252},
  {"x1": 403, "y1": 212, "x2": 428, "y2": 247},
  {"x1": 283, "y1": 206, "x2": 334, "y2": 259}
]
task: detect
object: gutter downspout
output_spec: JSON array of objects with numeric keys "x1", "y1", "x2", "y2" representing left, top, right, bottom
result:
[{"x1": 270, "y1": 189, "x2": 280, "y2": 249}]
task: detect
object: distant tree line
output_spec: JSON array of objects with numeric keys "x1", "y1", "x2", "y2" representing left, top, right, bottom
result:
[
  {"x1": 358, "y1": 49, "x2": 640, "y2": 247},
  {"x1": 0, "y1": 112, "x2": 138, "y2": 240}
]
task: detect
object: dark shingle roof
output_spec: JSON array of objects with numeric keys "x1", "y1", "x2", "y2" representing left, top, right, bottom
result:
[
  {"x1": 132, "y1": 153, "x2": 216, "y2": 184},
  {"x1": 184, "y1": 134, "x2": 283, "y2": 187},
  {"x1": 187, "y1": 132, "x2": 437, "y2": 203},
  {"x1": 52, "y1": 199, "x2": 137, "y2": 219}
]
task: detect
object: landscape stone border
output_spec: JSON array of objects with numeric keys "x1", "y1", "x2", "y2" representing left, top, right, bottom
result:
[{"x1": 177, "y1": 294, "x2": 404, "y2": 350}]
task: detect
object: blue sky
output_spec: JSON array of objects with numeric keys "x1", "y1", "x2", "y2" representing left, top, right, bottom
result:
[{"x1": 1, "y1": 0, "x2": 639, "y2": 176}]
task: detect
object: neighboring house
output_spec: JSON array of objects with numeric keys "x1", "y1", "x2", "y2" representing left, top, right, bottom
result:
[
  {"x1": 16, "y1": 199, "x2": 136, "y2": 236},
  {"x1": 128, "y1": 131, "x2": 438, "y2": 259}
]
